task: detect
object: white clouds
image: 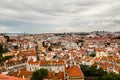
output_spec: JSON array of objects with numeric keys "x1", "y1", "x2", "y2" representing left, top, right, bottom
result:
[
  {"x1": 0, "y1": 0, "x2": 120, "y2": 33},
  {"x1": 0, "y1": 24, "x2": 11, "y2": 32}
]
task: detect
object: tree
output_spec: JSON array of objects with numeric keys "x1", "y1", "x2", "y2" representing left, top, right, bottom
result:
[
  {"x1": 62, "y1": 47, "x2": 66, "y2": 50},
  {"x1": 4, "y1": 36, "x2": 10, "y2": 42},
  {"x1": 48, "y1": 46, "x2": 52, "y2": 51},
  {"x1": 31, "y1": 68, "x2": 48, "y2": 80},
  {"x1": 89, "y1": 53, "x2": 96, "y2": 57},
  {"x1": 80, "y1": 64, "x2": 107, "y2": 77},
  {"x1": 0, "y1": 44, "x2": 9, "y2": 57},
  {"x1": 0, "y1": 55, "x2": 13, "y2": 61},
  {"x1": 80, "y1": 64, "x2": 120, "y2": 80},
  {"x1": 0, "y1": 44, "x2": 3, "y2": 51},
  {"x1": 100, "y1": 72, "x2": 120, "y2": 80}
]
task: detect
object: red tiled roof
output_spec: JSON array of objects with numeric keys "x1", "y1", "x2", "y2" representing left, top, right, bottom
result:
[
  {"x1": 48, "y1": 71, "x2": 53, "y2": 79},
  {"x1": 28, "y1": 60, "x2": 64, "y2": 65},
  {"x1": 67, "y1": 65, "x2": 84, "y2": 77},
  {"x1": 0, "y1": 74, "x2": 29, "y2": 80}
]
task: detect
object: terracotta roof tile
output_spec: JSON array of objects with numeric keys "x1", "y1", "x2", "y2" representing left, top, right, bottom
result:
[
  {"x1": 0, "y1": 74, "x2": 29, "y2": 80},
  {"x1": 67, "y1": 65, "x2": 84, "y2": 77}
]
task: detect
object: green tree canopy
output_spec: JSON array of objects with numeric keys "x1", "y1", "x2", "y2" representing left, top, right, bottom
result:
[
  {"x1": 0, "y1": 44, "x2": 3, "y2": 52},
  {"x1": 0, "y1": 44, "x2": 9, "y2": 57},
  {"x1": 89, "y1": 53, "x2": 96, "y2": 57},
  {"x1": 4, "y1": 36, "x2": 10, "y2": 42},
  {"x1": 31, "y1": 68, "x2": 48, "y2": 80},
  {"x1": 80, "y1": 64, "x2": 120, "y2": 80},
  {"x1": 80, "y1": 64, "x2": 107, "y2": 77},
  {"x1": 99, "y1": 72, "x2": 120, "y2": 80},
  {"x1": 48, "y1": 46, "x2": 52, "y2": 51}
]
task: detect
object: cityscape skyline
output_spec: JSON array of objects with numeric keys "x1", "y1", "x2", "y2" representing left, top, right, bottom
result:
[{"x1": 0, "y1": 0, "x2": 120, "y2": 33}]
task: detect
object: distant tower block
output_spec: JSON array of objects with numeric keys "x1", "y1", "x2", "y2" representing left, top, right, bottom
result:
[{"x1": 35, "y1": 42, "x2": 40, "y2": 61}]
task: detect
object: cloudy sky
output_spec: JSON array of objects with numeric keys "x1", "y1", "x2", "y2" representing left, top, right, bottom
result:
[{"x1": 0, "y1": 0, "x2": 120, "y2": 33}]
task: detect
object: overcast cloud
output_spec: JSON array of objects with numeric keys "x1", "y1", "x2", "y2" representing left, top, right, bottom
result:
[{"x1": 0, "y1": 0, "x2": 120, "y2": 33}]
